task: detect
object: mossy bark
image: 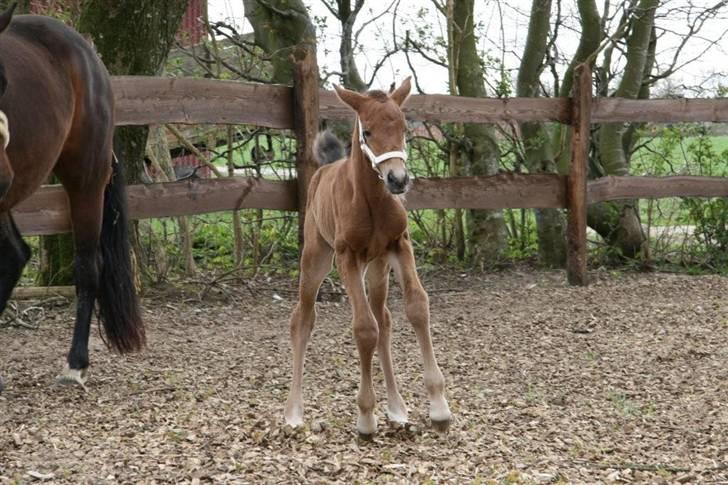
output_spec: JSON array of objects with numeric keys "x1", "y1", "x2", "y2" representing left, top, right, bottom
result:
[
  {"x1": 77, "y1": 0, "x2": 189, "y2": 186},
  {"x1": 590, "y1": 0, "x2": 658, "y2": 258},
  {"x1": 516, "y1": 0, "x2": 567, "y2": 267},
  {"x1": 242, "y1": 0, "x2": 316, "y2": 85},
  {"x1": 451, "y1": 0, "x2": 507, "y2": 266}
]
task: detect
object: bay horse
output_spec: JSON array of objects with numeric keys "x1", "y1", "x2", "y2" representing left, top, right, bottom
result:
[
  {"x1": 284, "y1": 78, "x2": 452, "y2": 436},
  {"x1": 0, "y1": 5, "x2": 144, "y2": 392}
]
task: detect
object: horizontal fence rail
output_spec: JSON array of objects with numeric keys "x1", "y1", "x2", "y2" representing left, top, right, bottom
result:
[
  {"x1": 112, "y1": 77, "x2": 728, "y2": 127},
  {"x1": 13, "y1": 174, "x2": 728, "y2": 236}
]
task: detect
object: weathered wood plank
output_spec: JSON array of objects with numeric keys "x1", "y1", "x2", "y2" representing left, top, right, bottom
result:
[
  {"x1": 319, "y1": 90, "x2": 572, "y2": 123},
  {"x1": 14, "y1": 178, "x2": 298, "y2": 235},
  {"x1": 588, "y1": 175, "x2": 728, "y2": 202},
  {"x1": 566, "y1": 65, "x2": 591, "y2": 287},
  {"x1": 110, "y1": 76, "x2": 728, "y2": 126},
  {"x1": 592, "y1": 98, "x2": 728, "y2": 123},
  {"x1": 14, "y1": 173, "x2": 728, "y2": 236},
  {"x1": 113, "y1": 76, "x2": 293, "y2": 128},
  {"x1": 13, "y1": 174, "x2": 566, "y2": 236},
  {"x1": 405, "y1": 174, "x2": 566, "y2": 210}
]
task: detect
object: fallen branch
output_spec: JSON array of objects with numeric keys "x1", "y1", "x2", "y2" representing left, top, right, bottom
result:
[
  {"x1": 579, "y1": 461, "x2": 691, "y2": 473},
  {"x1": 11, "y1": 286, "x2": 75, "y2": 300}
]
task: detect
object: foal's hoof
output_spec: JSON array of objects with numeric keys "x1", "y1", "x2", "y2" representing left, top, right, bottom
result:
[
  {"x1": 55, "y1": 366, "x2": 88, "y2": 392},
  {"x1": 0, "y1": 376, "x2": 4, "y2": 394},
  {"x1": 430, "y1": 418, "x2": 451, "y2": 433},
  {"x1": 357, "y1": 431, "x2": 376, "y2": 442}
]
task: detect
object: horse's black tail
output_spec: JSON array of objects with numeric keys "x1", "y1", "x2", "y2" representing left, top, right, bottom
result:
[
  {"x1": 97, "y1": 157, "x2": 145, "y2": 353},
  {"x1": 313, "y1": 130, "x2": 345, "y2": 165}
]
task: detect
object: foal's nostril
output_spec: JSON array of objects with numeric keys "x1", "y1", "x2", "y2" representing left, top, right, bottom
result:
[{"x1": 387, "y1": 171, "x2": 397, "y2": 185}]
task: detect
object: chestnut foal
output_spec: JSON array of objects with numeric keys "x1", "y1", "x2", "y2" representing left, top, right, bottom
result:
[{"x1": 284, "y1": 78, "x2": 452, "y2": 436}]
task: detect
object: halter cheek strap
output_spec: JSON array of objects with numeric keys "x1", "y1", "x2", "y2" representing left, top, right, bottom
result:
[
  {"x1": 0, "y1": 111, "x2": 9, "y2": 149},
  {"x1": 358, "y1": 117, "x2": 407, "y2": 179}
]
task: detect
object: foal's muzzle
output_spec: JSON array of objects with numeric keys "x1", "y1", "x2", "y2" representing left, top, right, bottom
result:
[{"x1": 386, "y1": 170, "x2": 411, "y2": 195}]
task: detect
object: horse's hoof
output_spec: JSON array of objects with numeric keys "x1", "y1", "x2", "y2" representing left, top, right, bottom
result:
[
  {"x1": 55, "y1": 366, "x2": 88, "y2": 392},
  {"x1": 357, "y1": 431, "x2": 376, "y2": 442},
  {"x1": 431, "y1": 418, "x2": 451, "y2": 433}
]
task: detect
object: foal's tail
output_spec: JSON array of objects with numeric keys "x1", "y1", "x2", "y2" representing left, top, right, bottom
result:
[
  {"x1": 313, "y1": 130, "x2": 346, "y2": 165},
  {"x1": 97, "y1": 157, "x2": 145, "y2": 353}
]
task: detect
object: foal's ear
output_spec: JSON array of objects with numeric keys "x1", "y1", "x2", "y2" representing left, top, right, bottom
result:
[
  {"x1": 390, "y1": 76, "x2": 412, "y2": 106},
  {"x1": 334, "y1": 84, "x2": 366, "y2": 112},
  {"x1": 0, "y1": 3, "x2": 16, "y2": 35}
]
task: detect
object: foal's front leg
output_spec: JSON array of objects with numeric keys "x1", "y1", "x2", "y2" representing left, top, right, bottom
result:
[
  {"x1": 337, "y1": 249, "x2": 380, "y2": 437},
  {"x1": 285, "y1": 232, "x2": 333, "y2": 427},
  {"x1": 390, "y1": 237, "x2": 452, "y2": 430},
  {"x1": 367, "y1": 256, "x2": 408, "y2": 424}
]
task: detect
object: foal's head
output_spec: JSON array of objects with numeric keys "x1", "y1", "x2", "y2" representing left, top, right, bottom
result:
[
  {"x1": 0, "y1": 4, "x2": 15, "y2": 201},
  {"x1": 334, "y1": 78, "x2": 412, "y2": 195}
]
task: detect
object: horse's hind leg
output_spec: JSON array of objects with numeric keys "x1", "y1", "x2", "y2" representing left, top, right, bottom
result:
[
  {"x1": 0, "y1": 212, "x2": 31, "y2": 393},
  {"x1": 0, "y1": 212, "x2": 31, "y2": 315},
  {"x1": 389, "y1": 237, "x2": 451, "y2": 431},
  {"x1": 284, "y1": 229, "x2": 333, "y2": 427},
  {"x1": 53, "y1": 180, "x2": 105, "y2": 389},
  {"x1": 52, "y1": 140, "x2": 111, "y2": 388},
  {"x1": 367, "y1": 256, "x2": 408, "y2": 425}
]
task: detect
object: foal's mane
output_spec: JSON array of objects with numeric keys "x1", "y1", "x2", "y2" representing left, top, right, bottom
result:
[{"x1": 365, "y1": 90, "x2": 389, "y2": 101}]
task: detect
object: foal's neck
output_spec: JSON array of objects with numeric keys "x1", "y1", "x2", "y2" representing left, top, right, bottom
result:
[{"x1": 347, "y1": 136, "x2": 390, "y2": 201}]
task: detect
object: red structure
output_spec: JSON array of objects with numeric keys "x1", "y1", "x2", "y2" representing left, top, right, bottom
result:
[{"x1": 177, "y1": 0, "x2": 208, "y2": 46}]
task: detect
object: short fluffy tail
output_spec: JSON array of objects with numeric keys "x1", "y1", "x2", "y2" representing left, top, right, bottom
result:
[{"x1": 313, "y1": 130, "x2": 345, "y2": 165}]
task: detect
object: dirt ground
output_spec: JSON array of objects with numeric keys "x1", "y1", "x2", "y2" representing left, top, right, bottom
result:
[{"x1": 1, "y1": 268, "x2": 727, "y2": 484}]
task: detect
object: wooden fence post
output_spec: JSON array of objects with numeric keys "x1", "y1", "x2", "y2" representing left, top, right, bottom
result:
[
  {"x1": 566, "y1": 64, "x2": 592, "y2": 286},
  {"x1": 292, "y1": 45, "x2": 320, "y2": 251}
]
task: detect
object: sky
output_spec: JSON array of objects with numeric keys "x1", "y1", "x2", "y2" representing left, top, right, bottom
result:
[{"x1": 207, "y1": 0, "x2": 728, "y2": 97}]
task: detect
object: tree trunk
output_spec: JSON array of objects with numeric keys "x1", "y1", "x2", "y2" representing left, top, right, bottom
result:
[
  {"x1": 516, "y1": 0, "x2": 566, "y2": 267},
  {"x1": 77, "y1": 0, "x2": 189, "y2": 276},
  {"x1": 445, "y1": 0, "x2": 465, "y2": 261},
  {"x1": 554, "y1": 0, "x2": 600, "y2": 175},
  {"x1": 243, "y1": 0, "x2": 316, "y2": 84},
  {"x1": 451, "y1": 0, "x2": 507, "y2": 266},
  {"x1": 590, "y1": 0, "x2": 658, "y2": 258},
  {"x1": 336, "y1": 0, "x2": 366, "y2": 91}
]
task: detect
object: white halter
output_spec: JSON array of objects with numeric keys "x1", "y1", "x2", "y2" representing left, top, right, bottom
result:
[
  {"x1": 0, "y1": 111, "x2": 9, "y2": 149},
  {"x1": 357, "y1": 117, "x2": 407, "y2": 179}
]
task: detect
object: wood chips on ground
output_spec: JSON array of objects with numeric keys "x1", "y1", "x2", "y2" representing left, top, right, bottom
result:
[{"x1": 1, "y1": 269, "x2": 727, "y2": 484}]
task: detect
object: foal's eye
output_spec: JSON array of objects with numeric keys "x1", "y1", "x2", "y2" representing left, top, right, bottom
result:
[{"x1": 363, "y1": 130, "x2": 371, "y2": 138}]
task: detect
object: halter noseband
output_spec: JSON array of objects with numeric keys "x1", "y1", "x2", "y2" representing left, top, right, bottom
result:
[
  {"x1": 0, "y1": 111, "x2": 9, "y2": 149},
  {"x1": 357, "y1": 117, "x2": 407, "y2": 179}
]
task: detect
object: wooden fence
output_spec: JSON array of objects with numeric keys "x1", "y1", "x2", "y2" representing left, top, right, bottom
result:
[{"x1": 12, "y1": 56, "x2": 728, "y2": 286}]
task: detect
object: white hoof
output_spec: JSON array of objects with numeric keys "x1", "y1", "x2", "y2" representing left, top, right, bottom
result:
[
  {"x1": 357, "y1": 413, "x2": 377, "y2": 437},
  {"x1": 284, "y1": 402, "x2": 304, "y2": 428},
  {"x1": 55, "y1": 365, "x2": 88, "y2": 392},
  {"x1": 387, "y1": 406, "x2": 408, "y2": 425},
  {"x1": 430, "y1": 396, "x2": 452, "y2": 423}
]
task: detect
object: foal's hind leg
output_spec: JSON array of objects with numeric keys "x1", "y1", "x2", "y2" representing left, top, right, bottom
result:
[
  {"x1": 389, "y1": 237, "x2": 451, "y2": 431},
  {"x1": 284, "y1": 231, "x2": 333, "y2": 427},
  {"x1": 367, "y1": 257, "x2": 408, "y2": 425}
]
